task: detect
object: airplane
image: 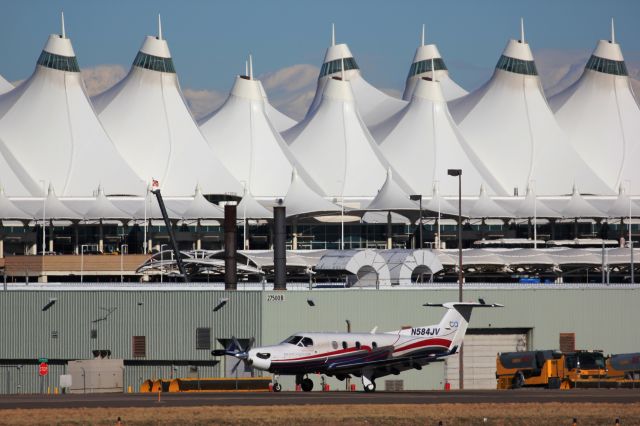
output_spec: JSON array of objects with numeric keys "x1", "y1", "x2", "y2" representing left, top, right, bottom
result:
[{"x1": 212, "y1": 300, "x2": 503, "y2": 392}]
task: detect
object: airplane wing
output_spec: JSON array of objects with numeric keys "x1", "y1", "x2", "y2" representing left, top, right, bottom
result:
[{"x1": 326, "y1": 346, "x2": 458, "y2": 375}]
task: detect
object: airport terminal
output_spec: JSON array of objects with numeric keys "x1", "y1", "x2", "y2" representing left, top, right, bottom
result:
[{"x1": 0, "y1": 15, "x2": 639, "y2": 395}]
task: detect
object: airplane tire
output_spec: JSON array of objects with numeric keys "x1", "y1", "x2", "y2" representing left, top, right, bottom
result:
[
  {"x1": 513, "y1": 371, "x2": 525, "y2": 389},
  {"x1": 273, "y1": 383, "x2": 282, "y2": 392},
  {"x1": 301, "y1": 378, "x2": 314, "y2": 392},
  {"x1": 364, "y1": 382, "x2": 376, "y2": 392}
]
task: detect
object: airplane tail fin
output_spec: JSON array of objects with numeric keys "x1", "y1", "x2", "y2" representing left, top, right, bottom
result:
[{"x1": 425, "y1": 300, "x2": 503, "y2": 352}]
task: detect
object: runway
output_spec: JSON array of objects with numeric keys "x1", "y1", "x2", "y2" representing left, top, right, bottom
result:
[{"x1": 1, "y1": 389, "x2": 639, "y2": 409}]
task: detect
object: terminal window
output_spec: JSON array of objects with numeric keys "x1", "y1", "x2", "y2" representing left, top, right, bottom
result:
[{"x1": 196, "y1": 327, "x2": 211, "y2": 350}]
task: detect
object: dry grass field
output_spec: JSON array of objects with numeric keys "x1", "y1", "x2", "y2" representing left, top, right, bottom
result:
[{"x1": 1, "y1": 403, "x2": 640, "y2": 426}]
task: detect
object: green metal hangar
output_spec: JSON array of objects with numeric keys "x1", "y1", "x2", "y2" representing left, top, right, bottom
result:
[{"x1": 0, "y1": 285, "x2": 638, "y2": 393}]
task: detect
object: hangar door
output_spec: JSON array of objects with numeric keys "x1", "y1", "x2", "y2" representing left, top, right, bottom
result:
[{"x1": 444, "y1": 330, "x2": 529, "y2": 389}]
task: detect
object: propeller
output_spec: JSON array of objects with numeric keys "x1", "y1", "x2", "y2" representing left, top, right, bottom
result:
[{"x1": 211, "y1": 336, "x2": 256, "y2": 373}]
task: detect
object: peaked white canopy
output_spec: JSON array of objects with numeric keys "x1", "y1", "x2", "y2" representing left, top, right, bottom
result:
[
  {"x1": 0, "y1": 31, "x2": 144, "y2": 197},
  {"x1": 257, "y1": 80, "x2": 297, "y2": 132},
  {"x1": 373, "y1": 77, "x2": 503, "y2": 196},
  {"x1": 449, "y1": 31, "x2": 613, "y2": 196},
  {"x1": 560, "y1": 185, "x2": 607, "y2": 218},
  {"x1": 237, "y1": 193, "x2": 272, "y2": 219},
  {"x1": 180, "y1": 185, "x2": 224, "y2": 220},
  {"x1": 83, "y1": 186, "x2": 132, "y2": 220},
  {"x1": 423, "y1": 184, "x2": 458, "y2": 216},
  {"x1": 35, "y1": 184, "x2": 81, "y2": 220},
  {"x1": 468, "y1": 185, "x2": 513, "y2": 218},
  {"x1": 513, "y1": 186, "x2": 562, "y2": 218},
  {"x1": 199, "y1": 74, "x2": 310, "y2": 198},
  {"x1": 366, "y1": 169, "x2": 418, "y2": 211},
  {"x1": 285, "y1": 77, "x2": 408, "y2": 200},
  {"x1": 284, "y1": 168, "x2": 340, "y2": 218},
  {"x1": 402, "y1": 27, "x2": 467, "y2": 101},
  {"x1": 606, "y1": 186, "x2": 638, "y2": 218},
  {"x1": 92, "y1": 26, "x2": 242, "y2": 197},
  {"x1": 0, "y1": 74, "x2": 13, "y2": 95},
  {"x1": 549, "y1": 34, "x2": 640, "y2": 192},
  {"x1": 306, "y1": 27, "x2": 406, "y2": 127},
  {"x1": 0, "y1": 186, "x2": 31, "y2": 220}
]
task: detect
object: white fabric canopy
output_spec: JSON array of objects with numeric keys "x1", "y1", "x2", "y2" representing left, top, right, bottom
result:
[
  {"x1": 305, "y1": 37, "x2": 406, "y2": 127},
  {"x1": 284, "y1": 168, "x2": 340, "y2": 217},
  {"x1": 92, "y1": 32, "x2": 241, "y2": 197},
  {"x1": 560, "y1": 185, "x2": 607, "y2": 218},
  {"x1": 402, "y1": 38, "x2": 467, "y2": 101},
  {"x1": 83, "y1": 186, "x2": 132, "y2": 220},
  {"x1": 0, "y1": 34, "x2": 144, "y2": 197},
  {"x1": 550, "y1": 39, "x2": 640, "y2": 193},
  {"x1": 366, "y1": 169, "x2": 417, "y2": 211},
  {"x1": 199, "y1": 76, "x2": 305, "y2": 198},
  {"x1": 0, "y1": 186, "x2": 31, "y2": 219},
  {"x1": 449, "y1": 38, "x2": 613, "y2": 196},
  {"x1": 468, "y1": 185, "x2": 513, "y2": 218},
  {"x1": 285, "y1": 77, "x2": 405, "y2": 198},
  {"x1": 513, "y1": 186, "x2": 562, "y2": 218},
  {"x1": 34, "y1": 184, "x2": 81, "y2": 220},
  {"x1": 0, "y1": 74, "x2": 13, "y2": 95},
  {"x1": 258, "y1": 80, "x2": 297, "y2": 132},
  {"x1": 237, "y1": 193, "x2": 272, "y2": 219},
  {"x1": 180, "y1": 185, "x2": 224, "y2": 220}
]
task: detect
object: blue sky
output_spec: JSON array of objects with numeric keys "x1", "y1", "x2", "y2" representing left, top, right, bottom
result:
[{"x1": 1, "y1": 0, "x2": 639, "y2": 95}]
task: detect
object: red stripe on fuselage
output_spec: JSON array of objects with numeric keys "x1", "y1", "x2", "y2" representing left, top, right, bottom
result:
[{"x1": 393, "y1": 338, "x2": 451, "y2": 353}]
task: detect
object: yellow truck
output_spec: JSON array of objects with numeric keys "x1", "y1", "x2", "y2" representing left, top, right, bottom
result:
[
  {"x1": 496, "y1": 350, "x2": 565, "y2": 389},
  {"x1": 497, "y1": 350, "x2": 640, "y2": 389}
]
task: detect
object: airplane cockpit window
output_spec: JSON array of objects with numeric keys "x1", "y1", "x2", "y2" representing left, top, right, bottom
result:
[
  {"x1": 301, "y1": 337, "x2": 314, "y2": 347},
  {"x1": 283, "y1": 335, "x2": 303, "y2": 345}
]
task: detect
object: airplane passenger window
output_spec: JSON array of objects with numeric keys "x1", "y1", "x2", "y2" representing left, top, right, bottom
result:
[
  {"x1": 332, "y1": 341, "x2": 338, "y2": 350},
  {"x1": 342, "y1": 341, "x2": 347, "y2": 349},
  {"x1": 372, "y1": 342, "x2": 377, "y2": 349},
  {"x1": 355, "y1": 341, "x2": 361, "y2": 349},
  {"x1": 301, "y1": 337, "x2": 314, "y2": 347}
]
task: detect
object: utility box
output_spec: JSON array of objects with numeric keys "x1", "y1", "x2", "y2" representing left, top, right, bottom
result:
[{"x1": 67, "y1": 359, "x2": 124, "y2": 393}]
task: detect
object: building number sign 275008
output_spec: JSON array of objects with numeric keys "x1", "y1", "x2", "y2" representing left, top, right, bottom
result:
[{"x1": 267, "y1": 294, "x2": 285, "y2": 302}]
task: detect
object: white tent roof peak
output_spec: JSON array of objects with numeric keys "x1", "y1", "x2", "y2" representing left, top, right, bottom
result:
[
  {"x1": 256, "y1": 80, "x2": 297, "y2": 132},
  {"x1": 35, "y1": 184, "x2": 81, "y2": 220},
  {"x1": 366, "y1": 168, "x2": 417, "y2": 211},
  {"x1": 469, "y1": 184, "x2": 513, "y2": 218},
  {"x1": 561, "y1": 185, "x2": 607, "y2": 218},
  {"x1": 43, "y1": 33, "x2": 75, "y2": 57},
  {"x1": 593, "y1": 39, "x2": 624, "y2": 62},
  {"x1": 502, "y1": 38, "x2": 533, "y2": 61},
  {"x1": 237, "y1": 192, "x2": 272, "y2": 219},
  {"x1": 181, "y1": 185, "x2": 224, "y2": 220},
  {"x1": 607, "y1": 184, "x2": 637, "y2": 218},
  {"x1": 84, "y1": 186, "x2": 132, "y2": 220},
  {"x1": 284, "y1": 167, "x2": 340, "y2": 217},
  {"x1": 229, "y1": 75, "x2": 262, "y2": 100},
  {"x1": 514, "y1": 185, "x2": 561, "y2": 218},
  {"x1": 140, "y1": 35, "x2": 171, "y2": 58}
]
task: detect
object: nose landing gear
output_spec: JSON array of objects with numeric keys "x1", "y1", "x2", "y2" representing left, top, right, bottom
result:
[{"x1": 362, "y1": 374, "x2": 376, "y2": 392}]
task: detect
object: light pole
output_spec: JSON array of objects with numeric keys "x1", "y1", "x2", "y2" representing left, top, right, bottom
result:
[
  {"x1": 447, "y1": 168, "x2": 463, "y2": 390},
  {"x1": 80, "y1": 244, "x2": 90, "y2": 283},
  {"x1": 409, "y1": 195, "x2": 423, "y2": 249},
  {"x1": 120, "y1": 244, "x2": 128, "y2": 282},
  {"x1": 143, "y1": 185, "x2": 149, "y2": 254},
  {"x1": 40, "y1": 180, "x2": 46, "y2": 256},
  {"x1": 160, "y1": 243, "x2": 168, "y2": 283},
  {"x1": 630, "y1": 196, "x2": 634, "y2": 284}
]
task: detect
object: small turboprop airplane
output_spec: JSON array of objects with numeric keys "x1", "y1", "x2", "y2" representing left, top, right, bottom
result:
[{"x1": 212, "y1": 300, "x2": 502, "y2": 392}]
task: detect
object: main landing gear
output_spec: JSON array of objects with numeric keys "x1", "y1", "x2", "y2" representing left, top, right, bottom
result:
[
  {"x1": 362, "y1": 374, "x2": 376, "y2": 392},
  {"x1": 296, "y1": 374, "x2": 314, "y2": 392}
]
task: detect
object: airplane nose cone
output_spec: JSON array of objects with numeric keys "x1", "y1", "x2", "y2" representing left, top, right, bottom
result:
[{"x1": 247, "y1": 349, "x2": 271, "y2": 371}]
